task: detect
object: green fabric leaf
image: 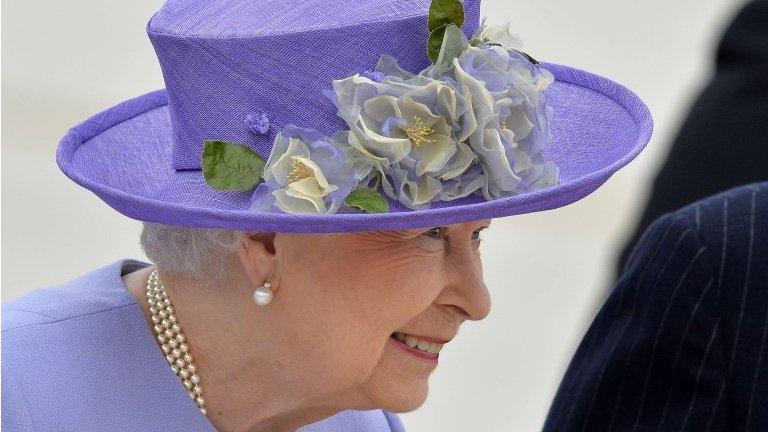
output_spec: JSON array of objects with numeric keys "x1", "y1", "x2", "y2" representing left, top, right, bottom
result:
[
  {"x1": 202, "y1": 140, "x2": 265, "y2": 191},
  {"x1": 428, "y1": 26, "x2": 447, "y2": 63},
  {"x1": 344, "y1": 187, "x2": 389, "y2": 213},
  {"x1": 427, "y1": 0, "x2": 465, "y2": 32},
  {"x1": 433, "y1": 24, "x2": 469, "y2": 71}
]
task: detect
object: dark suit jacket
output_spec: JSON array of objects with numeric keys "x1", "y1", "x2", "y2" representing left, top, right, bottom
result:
[{"x1": 544, "y1": 182, "x2": 768, "y2": 431}]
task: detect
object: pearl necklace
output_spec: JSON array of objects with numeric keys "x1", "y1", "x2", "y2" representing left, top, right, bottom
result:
[{"x1": 146, "y1": 269, "x2": 207, "y2": 415}]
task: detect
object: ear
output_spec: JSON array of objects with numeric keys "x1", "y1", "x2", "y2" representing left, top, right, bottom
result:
[{"x1": 236, "y1": 233, "x2": 278, "y2": 290}]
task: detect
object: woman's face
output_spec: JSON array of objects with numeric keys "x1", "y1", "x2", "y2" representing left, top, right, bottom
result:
[{"x1": 268, "y1": 219, "x2": 492, "y2": 413}]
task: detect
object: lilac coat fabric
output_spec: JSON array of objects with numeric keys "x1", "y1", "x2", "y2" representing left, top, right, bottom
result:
[{"x1": 1, "y1": 260, "x2": 405, "y2": 432}]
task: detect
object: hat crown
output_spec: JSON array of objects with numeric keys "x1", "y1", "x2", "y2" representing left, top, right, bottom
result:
[{"x1": 147, "y1": 0, "x2": 481, "y2": 170}]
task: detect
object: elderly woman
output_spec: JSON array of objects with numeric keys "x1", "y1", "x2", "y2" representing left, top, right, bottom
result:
[{"x1": 1, "y1": 0, "x2": 651, "y2": 430}]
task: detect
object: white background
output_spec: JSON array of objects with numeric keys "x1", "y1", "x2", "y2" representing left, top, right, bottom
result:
[{"x1": 1, "y1": 0, "x2": 747, "y2": 430}]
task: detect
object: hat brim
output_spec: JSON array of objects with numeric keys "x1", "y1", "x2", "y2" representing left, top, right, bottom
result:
[{"x1": 56, "y1": 63, "x2": 652, "y2": 233}]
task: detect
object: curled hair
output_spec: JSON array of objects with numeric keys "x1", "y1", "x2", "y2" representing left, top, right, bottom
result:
[{"x1": 139, "y1": 222, "x2": 244, "y2": 283}]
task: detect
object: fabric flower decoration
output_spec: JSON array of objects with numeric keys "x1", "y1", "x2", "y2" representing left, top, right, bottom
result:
[
  {"x1": 244, "y1": 111, "x2": 270, "y2": 135},
  {"x1": 330, "y1": 69, "x2": 482, "y2": 209},
  {"x1": 203, "y1": 0, "x2": 559, "y2": 215},
  {"x1": 425, "y1": 24, "x2": 559, "y2": 198},
  {"x1": 472, "y1": 21, "x2": 523, "y2": 51},
  {"x1": 250, "y1": 126, "x2": 370, "y2": 214}
]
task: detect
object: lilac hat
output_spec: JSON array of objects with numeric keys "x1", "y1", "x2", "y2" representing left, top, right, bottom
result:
[{"x1": 56, "y1": 0, "x2": 652, "y2": 233}]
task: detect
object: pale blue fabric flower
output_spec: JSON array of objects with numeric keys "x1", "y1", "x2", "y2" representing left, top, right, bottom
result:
[
  {"x1": 250, "y1": 126, "x2": 370, "y2": 214},
  {"x1": 331, "y1": 67, "x2": 482, "y2": 209},
  {"x1": 361, "y1": 70, "x2": 386, "y2": 83},
  {"x1": 425, "y1": 25, "x2": 559, "y2": 198},
  {"x1": 326, "y1": 22, "x2": 559, "y2": 209}
]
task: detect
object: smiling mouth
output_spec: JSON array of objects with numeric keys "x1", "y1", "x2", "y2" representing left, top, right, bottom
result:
[{"x1": 388, "y1": 331, "x2": 448, "y2": 363}]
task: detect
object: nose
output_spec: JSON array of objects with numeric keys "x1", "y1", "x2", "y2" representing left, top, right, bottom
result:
[{"x1": 436, "y1": 247, "x2": 491, "y2": 322}]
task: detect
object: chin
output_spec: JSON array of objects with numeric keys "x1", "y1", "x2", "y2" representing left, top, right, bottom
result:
[
  {"x1": 382, "y1": 395, "x2": 429, "y2": 413},
  {"x1": 369, "y1": 379, "x2": 430, "y2": 413}
]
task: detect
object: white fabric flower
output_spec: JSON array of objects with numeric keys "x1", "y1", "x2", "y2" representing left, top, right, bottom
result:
[
  {"x1": 250, "y1": 126, "x2": 367, "y2": 214},
  {"x1": 475, "y1": 21, "x2": 524, "y2": 51}
]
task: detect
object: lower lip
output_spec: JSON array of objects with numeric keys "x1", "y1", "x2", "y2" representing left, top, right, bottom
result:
[{"x1": 388, "y1": 335, "x2": 439, "y2": 363}]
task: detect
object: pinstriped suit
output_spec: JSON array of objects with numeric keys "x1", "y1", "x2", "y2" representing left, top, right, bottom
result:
[{"x1": 544, "y1": 182, "x2": 768, "y2": 431}]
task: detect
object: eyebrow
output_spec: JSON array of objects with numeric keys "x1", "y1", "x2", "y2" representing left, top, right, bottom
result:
[
  {"x1": 434, "y1": 224, "x2": 491, "y2": 236},
  {"x1": 373, "y1": 223, "x2": 490, "y2": 239}
]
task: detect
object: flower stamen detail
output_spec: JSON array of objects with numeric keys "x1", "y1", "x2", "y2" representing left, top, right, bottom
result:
[
  {"x1": 403, "y1": 116, "x2": 436, "y2": 147},
  {"x1": 286, "y1": 158, "x2": 314, "y2": 183}
]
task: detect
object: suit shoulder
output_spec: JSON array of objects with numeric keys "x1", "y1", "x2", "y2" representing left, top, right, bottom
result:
[{"x1": 673, "y1": 182, "x2": 768, "y2": 242}]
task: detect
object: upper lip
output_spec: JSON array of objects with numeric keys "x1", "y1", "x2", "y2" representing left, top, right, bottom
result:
[{"x1": 394, "y1": 332, "x2": 454, "y2": 345}]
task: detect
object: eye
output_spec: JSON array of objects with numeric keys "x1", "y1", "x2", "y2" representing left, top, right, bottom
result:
[
  {"x1": 424, "y1": 227, "x2": 445, "y2": 239},
  {"x1": 471, "y1": 226, "x2": 489, "y2": 240}
]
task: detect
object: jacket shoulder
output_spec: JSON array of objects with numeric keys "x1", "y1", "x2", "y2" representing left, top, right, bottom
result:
[
  {"x1": 1, "y1": 260, "x2": 152, "y2": 432},
  {"x1": 668, "y1": 181, "x2": 768, "y2": 300},
  {"x1": 2, "y1": 259, "x2": 148, "y2": 333},
  {"x1": 673, "y1": 181, "x2": 768, "y2": 244}
]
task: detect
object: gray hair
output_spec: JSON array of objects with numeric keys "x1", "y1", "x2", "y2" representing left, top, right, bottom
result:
[
  {"x1": 139, "y1": 222, "x2": 245, "y2": 282},
  {"x1": 140, "y1": 223, "x2": 344, "y2": 283}
]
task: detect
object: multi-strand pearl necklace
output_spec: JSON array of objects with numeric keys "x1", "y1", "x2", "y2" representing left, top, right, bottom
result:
[{"x1": 146, "y1": 269, "x2": 207, "y2": 415}]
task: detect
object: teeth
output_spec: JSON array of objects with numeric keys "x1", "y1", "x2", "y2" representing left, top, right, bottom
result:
[
  {"x1": 393, "y1": 332, "x2": 444, "y2": 354},
  {"x1": 405, "y1": 335, "x2": 418, "y2": 348}
]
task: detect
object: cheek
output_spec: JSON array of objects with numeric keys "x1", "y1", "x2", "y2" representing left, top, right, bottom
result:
[
  {"x1": 343, "y1": 246, "x2": 444, "y2": 330},
  {"x1": 276, "y1": 236, "x2": 444, "y2": 392},
  {"x1": 301, "y1": 240, "x2": 443, "y2": 322}
]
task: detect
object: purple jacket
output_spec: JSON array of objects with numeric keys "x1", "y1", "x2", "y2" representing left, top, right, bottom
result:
[{"x1": 2, "y1": 260, "x2": 405, "y2": 431}]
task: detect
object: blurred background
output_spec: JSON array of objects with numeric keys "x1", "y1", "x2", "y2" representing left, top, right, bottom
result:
[{"x1": 1, "y1": 0, "x2": 750, "y2": 430}]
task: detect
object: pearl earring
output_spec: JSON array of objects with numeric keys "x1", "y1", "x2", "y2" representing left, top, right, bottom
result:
[{"x1": 253, "y1": 282, "x2": 273, "y2": 306}]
